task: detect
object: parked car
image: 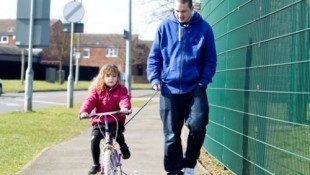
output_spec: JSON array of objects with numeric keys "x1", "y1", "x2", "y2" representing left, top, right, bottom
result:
[{"x1": 0, "y1": 79, "x2": 2, "y2": 96}]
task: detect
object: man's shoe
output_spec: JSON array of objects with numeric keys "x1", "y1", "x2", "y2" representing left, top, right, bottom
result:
[
  {"x1": 120, "y1": 146, "x2": 131, "y2": 159},
  {"x1": 184, "y1": 168, "x2": 195, "y2": 175},
  {"x1": 88, "y1": 165, "x2": 100, "y2": 174}
]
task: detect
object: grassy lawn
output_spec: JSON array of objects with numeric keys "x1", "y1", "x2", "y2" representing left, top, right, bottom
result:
[
  {"x1": 0, "y1": 105, "x2": 88, "y2": 175},
  {"x1": 0, "y1": 79, "x2": 153, "y2": 175},
  {"x1": 2, "y1": 79, "x2": 151, "y2": 93}
]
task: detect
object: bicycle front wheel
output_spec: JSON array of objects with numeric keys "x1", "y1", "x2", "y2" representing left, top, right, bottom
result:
[{"x1": 103, "y1": 149, "x2": 114, "y2": 175}]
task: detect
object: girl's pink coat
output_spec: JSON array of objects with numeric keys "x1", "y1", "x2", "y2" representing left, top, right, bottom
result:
[{"x1": 79, "y1": 83, "x2": 131, "y2": 126}]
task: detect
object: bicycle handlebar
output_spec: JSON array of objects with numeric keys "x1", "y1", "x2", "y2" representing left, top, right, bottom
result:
[{"x1": 79, "y1": 110, "x2": 132, "y2": 120}]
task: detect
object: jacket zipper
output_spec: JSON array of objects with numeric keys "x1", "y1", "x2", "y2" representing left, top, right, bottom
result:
[{"x1": 179, "y1": 25, "x2": 185, "y2": 94}]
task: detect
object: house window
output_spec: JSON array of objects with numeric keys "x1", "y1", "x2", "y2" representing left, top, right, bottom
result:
[
  {"x1": 0, "y1": 36, "x2": 9, "y2": 43},
  {"x1": 83, "y1": 48, "x2": 90, "y2": 59},
  {"x1": 105, "y1": 48, "x2": 118, "y2": 57}
]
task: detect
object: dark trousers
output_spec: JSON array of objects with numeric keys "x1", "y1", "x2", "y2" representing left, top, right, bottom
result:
[
  {"x1": 90, "y1": 122, "x2": 126, "y2": 166},
  {"x1": 160, "y1": 85, "x2": 209, "y2": 173}
]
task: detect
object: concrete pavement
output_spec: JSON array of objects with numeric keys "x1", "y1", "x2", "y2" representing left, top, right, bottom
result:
[{"x1": 16, "y1": 92, "x2": 210, "y2": 175}]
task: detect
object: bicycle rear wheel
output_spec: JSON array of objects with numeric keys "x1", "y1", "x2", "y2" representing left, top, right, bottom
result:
[{"x1": 103, "y1": 149, "x2": 114, "y2": 175}]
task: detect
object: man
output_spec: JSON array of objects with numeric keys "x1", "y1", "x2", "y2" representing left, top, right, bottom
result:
[{"x1": 147, "y1": 0, "x2": 217, "y2": 174}]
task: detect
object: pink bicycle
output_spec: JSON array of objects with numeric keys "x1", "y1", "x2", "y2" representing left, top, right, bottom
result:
[{"x1": 80, "y1": 110, "x2": 131, "y2": 175}]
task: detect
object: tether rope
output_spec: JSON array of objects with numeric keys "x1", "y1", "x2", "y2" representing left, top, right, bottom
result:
[{"x1": 125, "y1": 90, "x2": 159, "y2": 126}]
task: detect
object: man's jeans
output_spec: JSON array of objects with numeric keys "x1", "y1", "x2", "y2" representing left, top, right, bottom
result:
[{"x1": 160, "y1": 85, "x2": 209, "y2": 173}]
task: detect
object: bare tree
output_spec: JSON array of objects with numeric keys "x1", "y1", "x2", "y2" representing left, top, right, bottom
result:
[
  {"x1": 41, "y1": 20, "x2": 70, "y2": 84},
  {"x1": 138, "y1": 0, "x2": 201, "y2": 24},
  {"x1": 138, "y1": 0, "x2": 174, "y2": 23}
]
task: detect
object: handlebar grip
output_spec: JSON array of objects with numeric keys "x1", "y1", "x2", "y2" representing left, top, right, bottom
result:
[
  {"x1": 121, "y1": 109, "x2": 132, "y2": 115},
  {"x1": 79, "y1": 115, "x2": 91, "y2": 120},
  {"x1": 79, "y1": 110, "x2": 131, "y2": 120}
]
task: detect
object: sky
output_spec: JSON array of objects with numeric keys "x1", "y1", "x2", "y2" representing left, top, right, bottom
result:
[{"x1": 0, "y1": 0, "x2": 162, "y2": 40}]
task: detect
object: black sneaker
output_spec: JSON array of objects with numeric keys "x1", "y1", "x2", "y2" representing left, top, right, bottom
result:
[
  {"x1": 120, "y1": 146, "x2": 131, "y2": 159},
  {"x1": 88, "y1": 165, "x2": 100, "y2": 174}
]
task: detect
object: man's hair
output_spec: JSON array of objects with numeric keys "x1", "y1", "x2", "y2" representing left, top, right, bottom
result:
[{"x1": 176, "y1": 0, "x2": 193, "y2": 8}]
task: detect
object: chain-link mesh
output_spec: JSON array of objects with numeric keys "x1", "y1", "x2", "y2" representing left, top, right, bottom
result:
[{"x1": 202, "y1": 0, "x2": 310, "y2": 174}]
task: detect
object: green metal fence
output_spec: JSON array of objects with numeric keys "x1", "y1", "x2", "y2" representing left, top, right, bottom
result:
[{"x1": 201, "y1": 0, "x2": 310, "y2": 174}]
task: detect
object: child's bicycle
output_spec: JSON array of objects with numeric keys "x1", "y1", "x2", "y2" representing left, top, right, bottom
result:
[{"x1": 80, "y1": 110, "x2": 131, "y2": 175}]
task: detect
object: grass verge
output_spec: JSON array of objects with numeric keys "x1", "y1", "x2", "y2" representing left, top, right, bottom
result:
[
  {"x1": 199, "y1": 149, "x2": 234, "y2": 175},
  {"x1": 2, "y1": 80, "x2": 151, "y2": 93},
  {"x1": 0, "y1": 105, "x2": 88, "y2": 175}
]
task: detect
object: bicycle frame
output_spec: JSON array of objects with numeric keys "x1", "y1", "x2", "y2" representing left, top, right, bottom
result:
[{"x1": 80, "y1": 110, "x2": 131, "y2": 175}]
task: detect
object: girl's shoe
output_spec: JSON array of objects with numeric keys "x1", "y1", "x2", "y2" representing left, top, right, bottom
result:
[
  {"x1": 88, "y1": 165, "x2": 100, "y2": 174},
  {"x1": 120, "y1": 146, "x2": 131, "y2": 159}
]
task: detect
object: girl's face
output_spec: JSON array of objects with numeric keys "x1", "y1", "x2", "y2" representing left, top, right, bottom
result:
[{"x1": 104, "y1": 73, "x2": 118, "y2": 87}]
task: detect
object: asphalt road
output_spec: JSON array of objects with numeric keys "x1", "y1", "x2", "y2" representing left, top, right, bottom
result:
[
  {"x1": 0, "y1": 91, "x2": 86, "y2": 113},
  {"x1": 0, "y1": 89, "x2": 155, "y2": 113}
]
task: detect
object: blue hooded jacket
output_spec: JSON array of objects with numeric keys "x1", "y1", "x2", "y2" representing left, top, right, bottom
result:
[{"x1": 147, "y1": 10, "x2": 217, "y2": 94}]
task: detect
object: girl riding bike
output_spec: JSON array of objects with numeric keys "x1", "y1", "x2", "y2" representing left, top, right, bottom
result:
[{"x1": 79, "y1": 64, "x2": 132, "y2": 175}]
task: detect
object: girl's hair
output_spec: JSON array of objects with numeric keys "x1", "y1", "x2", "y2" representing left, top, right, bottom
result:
[{"x1": 89, "y1": 64, "x2": 121, "y2": 91}]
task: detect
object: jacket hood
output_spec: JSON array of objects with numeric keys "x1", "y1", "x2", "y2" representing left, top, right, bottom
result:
[{"x1": 168, "y1": 10, "x2": 202, "y2": 41}]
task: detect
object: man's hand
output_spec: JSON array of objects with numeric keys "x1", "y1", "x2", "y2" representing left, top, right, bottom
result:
[{"x1": 152, "y1": 84, "x2": 161, "y2": 91}]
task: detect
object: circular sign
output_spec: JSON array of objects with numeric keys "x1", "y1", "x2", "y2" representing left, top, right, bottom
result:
[{"x1": 63, "y1": 1, "x2": 85, "y2": 23}]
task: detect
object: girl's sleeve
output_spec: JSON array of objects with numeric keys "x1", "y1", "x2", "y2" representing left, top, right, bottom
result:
[
  {"x1": 79, "y1": 90, "x2": 98, "y2": 114},
  {"x1": 119, "y1": 87, "x2": 131, "y2": 109}
]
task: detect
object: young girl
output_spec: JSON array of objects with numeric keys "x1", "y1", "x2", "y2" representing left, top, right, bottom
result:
[{"x1": 79, "y1": 64, "x2": 131, "y2": 175}]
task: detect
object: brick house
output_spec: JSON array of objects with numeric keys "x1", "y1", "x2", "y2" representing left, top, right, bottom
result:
[
  {"x1": 0, "y1": 19, "x2": 40, "y2": 79},
  {"x1": 0, "y1": 19, "x2": 61, "y2": 47},
  {"x1": 76, "y1": 33, "x2": 133, "y2": 72},
  {"x1": 40, "y1": 20, "x2": 152, "y2": 83},
  {"x1": 73, "y1": 33, "x2": 152, "y2": 83},
  {"x1": 0, "y1": 19, "x2": 152, "y2": 83},
  {"x1": 0, "y1": 19, "x2": 16, "y2": 46}
]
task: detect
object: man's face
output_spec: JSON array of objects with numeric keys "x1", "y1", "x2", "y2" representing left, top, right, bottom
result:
[{"x1": 174, "y1": 1, "x2": 193, "y2": 23}]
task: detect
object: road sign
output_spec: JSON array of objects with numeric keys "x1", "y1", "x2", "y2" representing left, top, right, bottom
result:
[
  {"x1": 63, "y1": 23, "x2": 84, "y2": 33},
  {"x1": 15, "y1": 0, "x2": 51, "y2": 48},
  {"x1": 63, "y1": 1, "x2": 85, "y2": 23}
]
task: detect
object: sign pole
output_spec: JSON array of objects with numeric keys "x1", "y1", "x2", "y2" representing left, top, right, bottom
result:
[
  {"x1": 63, "y1": 1, "x2": 85, "y2": 108},
  {"x1": 125, "y1": 0, "x2": 132, "y2": 96},
  {"x1": 24, "y1": 0, "x2": 35, "y2": 112},
  {"x1": 67, "y1": 22, "x2": 75, "y2": 108},
  {"x1": 75, "y1": 34, "x2": 80, "y2": 85},
  {"x1": 75, "y1": 53, "x2": 80, "y2": 85}
]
